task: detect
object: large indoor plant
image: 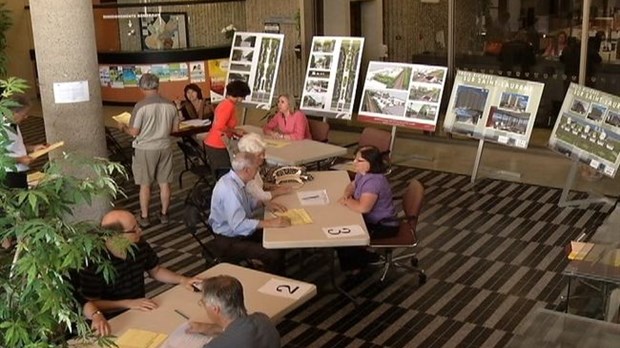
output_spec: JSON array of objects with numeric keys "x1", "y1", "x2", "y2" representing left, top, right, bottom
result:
[{"x1": 0, "y1": 77, "x2": 127, "y2": 347}]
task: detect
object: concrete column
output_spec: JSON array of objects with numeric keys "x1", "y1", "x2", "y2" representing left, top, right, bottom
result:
[{"x1": 29, "y1": 0, "x2": 109, "y2": 221}]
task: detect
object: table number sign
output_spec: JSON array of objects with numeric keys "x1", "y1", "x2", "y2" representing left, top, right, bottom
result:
[
  {"x1": 258, "y1": 278, "x2": 313, "y2": 300},
  {"x1": 322, "y1": 225, "x2": 365, "y2": 239}
]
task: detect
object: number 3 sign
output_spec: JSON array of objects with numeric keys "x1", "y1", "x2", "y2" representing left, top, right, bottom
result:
[
  {"x1": 322, "y1": 225, "x2": 365, "y2": 238},
  {"x1": 258, "y1": 278, "x2": 311, "y2": 300}
]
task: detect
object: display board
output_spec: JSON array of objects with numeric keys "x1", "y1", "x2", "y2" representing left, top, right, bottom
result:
[
  {"x1": 357, "y1": 61, "x2": 447, "y2": 131},
  {"x1": 300, "y1": 36, "x2": 365, "y2": 119},
  {"x1": 213, "y1": 32, "x2": 285, "y2": 108},
  {"x1": 548, "y1": 83, "x2": 620, "y2": 178},
  {"x1": 206, "y1": 58, "x2": 229, "y2": 101},
  {"x1": 444, "y1": 71, "x2": 544, "y2": 149}
]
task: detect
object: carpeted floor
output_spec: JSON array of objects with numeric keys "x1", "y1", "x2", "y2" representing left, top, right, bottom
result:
[{"x1": 19, "y1": 117, "x2": 619, "y2": 347}]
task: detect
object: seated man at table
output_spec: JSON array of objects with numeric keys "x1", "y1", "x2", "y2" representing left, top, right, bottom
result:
[
  {"x1": 79, "y1": 210, "x2": 202, "y2": 313},
  {"x1": 208, "y1": 152, "x2": 290, "y2": 274},
  {"x1": 187, "y1": 275, "x2": 280, "y2": 348}
]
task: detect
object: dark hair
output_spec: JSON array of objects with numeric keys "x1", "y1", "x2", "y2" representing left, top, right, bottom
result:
[
  {"x1": 357, "y1": 145, "x2": 388, "y2": 174},
  {"x1": 184, "y1": 83, "x2": 203, "y2": 101},
  {"x1": 226, "y1": 80, "x2": 251, "y2": 98},
  {"x1": 201, "y1": 275, "x2": 247, "y2": 320},
  {"x1": 8, "y1": 95, "x2": 31, "y2": 112}
]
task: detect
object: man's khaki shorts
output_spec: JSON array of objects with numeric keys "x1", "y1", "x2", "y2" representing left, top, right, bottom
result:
[{"x1": 132, "y1": 148, "x2": 174, "y2": 185}]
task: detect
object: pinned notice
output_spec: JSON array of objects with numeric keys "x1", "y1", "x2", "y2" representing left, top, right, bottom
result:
[
  {"x1": 52, "y1": 80, "x2": 89, "y2": 104},
  {"x1": 29, "y1": 141, "x2": 64, "y2": 160}
]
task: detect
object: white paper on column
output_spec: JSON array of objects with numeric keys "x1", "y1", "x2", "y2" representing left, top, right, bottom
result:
[
  {"x1": 52, "y1": 81, "x2": 89, "y2": 104},
  {"x1": 257, "y1": 278, "x2": 313, "y2": 300}
]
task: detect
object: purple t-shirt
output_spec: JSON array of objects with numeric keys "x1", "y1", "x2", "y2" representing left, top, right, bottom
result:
[{"x1": 354, "y1": 172, "x2": 396, "y2": 224}]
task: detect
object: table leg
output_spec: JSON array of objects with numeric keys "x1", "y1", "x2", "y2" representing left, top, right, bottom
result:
[
  {"x1": 329, "y1": 249, "x2": 358, "y2": 306},
  {"x1": 565, "y1": 276, "x2": 571, "y2": 313}
]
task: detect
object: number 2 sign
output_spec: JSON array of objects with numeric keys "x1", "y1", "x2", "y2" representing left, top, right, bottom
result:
[{"x1": 258, "y1": 278, "x2": 311, "y2": 300}]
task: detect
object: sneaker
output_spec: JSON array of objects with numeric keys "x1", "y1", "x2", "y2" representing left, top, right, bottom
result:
[
  {"x1": 159, "y1": 213, "x2": 169, "y2": 225},
  {"x1": 137, "y1": 215, "x2": 150, "y2": 228}
]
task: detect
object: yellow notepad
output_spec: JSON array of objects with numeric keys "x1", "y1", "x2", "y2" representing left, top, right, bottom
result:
[
  {"x1": 29, "y1": 141, "x2": 64, "y2": 160},
  {"x1": 113, "y1": 112, "x2": 132, "y2": 126},
  {"x1": 264, "y1": 139, "x2": 290, "y2": 148},
  {"x1": 275, "y1": 209, "x2": 313, "y2": 225},
  {"x1": 116, "y1": 329, "x2": 167, "y2": 348}
]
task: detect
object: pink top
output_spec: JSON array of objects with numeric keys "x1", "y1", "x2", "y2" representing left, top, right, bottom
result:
[{"x1": 263, "y1": 110, "x2": 311, "y2": 140}]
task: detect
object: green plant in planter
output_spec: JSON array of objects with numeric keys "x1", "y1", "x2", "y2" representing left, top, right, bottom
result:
[
  {"x1": 0, "y1": 77, "x2": 127, "y2": 347},
  {"x1": 0, "y1": 2, "x2": 12, "y2": 77}
]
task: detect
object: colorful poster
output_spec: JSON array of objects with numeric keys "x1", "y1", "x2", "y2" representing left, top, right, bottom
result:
[
  {"x1": 189, "y1": 61, "x2": 206, "y2": 83},
  {"x1": 150, "y1": 64, "x2": 170, "y2": 82},
  {"x1": 109, "y1": 66, "x2": 124, "y2": 89},
  {"x1": 358, "y1": 61, "x2": 447, "y2": 131},
  {"x1": 548, "y1": 83, "x2": 620, "y2": 178},
  {"x1": 223, "y1": 32, "x2": 285, "y2": 108},
  {"x1": 443, "y1": 71, "x2": 544, "y2": 149},
  {"x1": 300, "y1": 36, "x2": 365, "y2": 120},
  {"x1": 122, "y1": 66, "x2": 138, "y2": 87},
  {"x1": 135, "y1": 65, "x2": 151, "y2": 82},
  {"x1": 207, "y1": 59, "x2": 228, "y2": 102},
  {"x1": 99, "y1": 66, "x2": 110, "y2": 87},
  {"x1": 169, "y1": 63, "x2": 188, "y2": 81}
]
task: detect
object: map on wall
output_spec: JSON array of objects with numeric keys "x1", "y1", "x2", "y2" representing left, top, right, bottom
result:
[
  {"x1": 444, "y1": 71, "x2": 545, "y2": 149},
  {"x1": 357, "y1": 61, "x2": 447, "y2": 131},
  {"x1": 548, "y1": 83, "x2": 620, "y2": 178},
  {"x1": 213, "y1": 32, "x2": 285, "y2": 108},
  {"x1": 300, "y1": 36, "x2": 365, "y2": 120}
]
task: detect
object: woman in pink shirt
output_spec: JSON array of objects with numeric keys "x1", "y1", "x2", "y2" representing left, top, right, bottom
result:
[{"x1": 263, "y1": 94, "x2": 311, "y2": 140}]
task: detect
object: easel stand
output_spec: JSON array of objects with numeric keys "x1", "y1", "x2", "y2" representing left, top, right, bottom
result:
[
  {"x1": 558, "y1": 161, "x2": 614, "y2": 207},
  {"x1": 470, "y1": 139, "x2": 522, "y2": 184},
  {"x1": 240, "y1": 107, "x2": 248, "y2": 125},
  {"x1": 389, "y1": 126, "x2": 435, "y2": 164}
]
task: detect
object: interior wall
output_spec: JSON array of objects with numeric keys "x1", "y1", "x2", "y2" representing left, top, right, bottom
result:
[
  {"x1": 5, "y1": 0, "x2": 36, "y2": 98},
  {"x1": 323, "y1": 1, "x2": 351, "y2": 36}
]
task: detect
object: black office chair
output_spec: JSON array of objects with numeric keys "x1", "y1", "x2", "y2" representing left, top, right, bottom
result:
[
  {"x1": 176, "y1": 139, "x2": 212, "y2": 188},
  {"x1": 104, "y1": 127, "x2": 132, "y2": 172},
  {"x1": 183, "y1": 182, "x2": 219, "y2": 268}
]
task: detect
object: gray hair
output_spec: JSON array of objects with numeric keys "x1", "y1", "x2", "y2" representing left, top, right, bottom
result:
[
  {"x1": 279, "y1": 94, "x2": 297, "y2": 112},
  {"x1": 139, "y1": 73, "x2": 159, "y2": 90},
  {"x1": 201, "y1": 275, "x2": 247, "y2": 320},
  {"x1": 231, "y1": 151, "x2": 258, "y2": 172},
  {"x1": 238, "y1": 133, "x2": 266, "y2": 154}
]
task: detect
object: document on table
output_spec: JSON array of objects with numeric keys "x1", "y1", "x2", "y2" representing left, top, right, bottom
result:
[
  {"x1": 568, "y1": 241, "x2": 594, "y2": 260},
  {"x1": 275, "y1": 208, "x2": 313, "y2": 225},
  {"x1": 181, "y1": 119, "x2": 212, "y2": 127},
  {"x1": 29, "y1": 141, "x2": 65, "y2": 159},
  {"x1": 116, "y1": 328, "x2": 167, "y2": 348},
  {"x1": 162, "y1": 322, "x2": 212, "y2": 348},
  {"x1": 258, "y1": 278, "x2": 314, "y2": 300},
  {"x1": 297, "y1": 189, "x2": 329, "y2": 206},
  {"x1": 112, "y1": 112, "x2": 132, "y2": 126},
  {"x1": 264, "y1": 138, "x2": 290, "y2": 148}
]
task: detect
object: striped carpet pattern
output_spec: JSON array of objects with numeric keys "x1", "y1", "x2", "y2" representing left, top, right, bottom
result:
[{"x1": 20, "y1": 117, "x2": 617, "y2": 347}]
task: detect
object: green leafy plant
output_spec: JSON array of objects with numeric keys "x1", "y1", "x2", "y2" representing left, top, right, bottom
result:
[
  {"x1": 0, "y1": 2, "x2": 12, "y2": 77},
  {"x1": 0, "y1": 77, "x2": 127, "y2": 347}
]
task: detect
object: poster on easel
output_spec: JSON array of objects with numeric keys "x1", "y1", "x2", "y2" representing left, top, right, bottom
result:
[
  {"x1": 444, "y1": 71, "x2": 544, "y2": 149},
  {"x1": 357, "y1": 61, "x2": 447, "y2": 131},
  {"x1": 215, "y1": 32, "x2": 284, "y2": 108},
  {"x1": 548, "y1": 83, "x2": 620, "y2": 178},
  {"x1": 300, "y1": 36, "x2": 365, "y2": 120},
  {"x1": 206, "y1": 59, "x2": 228, "y2": 101}
]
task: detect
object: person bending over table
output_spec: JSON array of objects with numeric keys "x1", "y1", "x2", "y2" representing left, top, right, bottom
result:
[
  {"x1": 237, "y1": 133, "x2": 292, "y2": 202},
  {"x1": 337, "y1": 145, "x2": 398, "y2": 274},
  {"x1": 79, "y1": 210, "x2": 202, "y2": 313},
  {"x1": 174, "y1": 83, "x2": 214, "y2": 121},
  {"x1": 262, "y1": 94, "x2": 311, "y2": 140},
  {"x1": 203, "y1": 80, "x2": 251, "y2": 175},
  {"x1": 209, "y1": 152, "x2": 290, "y2": 274},
  {"x1": 187, "y1": 275, "x2": 280, "y2": 348}
]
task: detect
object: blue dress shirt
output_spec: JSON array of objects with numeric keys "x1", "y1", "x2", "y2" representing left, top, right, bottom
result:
[{"x1": 209, "y1": 170, "x2": 261, "y2": 237}]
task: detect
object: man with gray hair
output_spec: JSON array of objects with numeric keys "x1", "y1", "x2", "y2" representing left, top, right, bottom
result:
[
  {"x1": 119, "y1": 73, "x2": 179, "y2": 227},
  {"x1": 208, "y1": 152, "x2": 290, "y2": 274},
  {"x1": 187, "y1": 275, "x2": 280, "y2": 347}
]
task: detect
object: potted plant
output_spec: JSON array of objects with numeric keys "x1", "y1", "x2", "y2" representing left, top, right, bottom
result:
[{"x1": 0, "y1": 77, "x2": 127, "y2": 347}]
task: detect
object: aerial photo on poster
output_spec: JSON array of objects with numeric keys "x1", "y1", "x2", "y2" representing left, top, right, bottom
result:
[
  {"x1": 300, "y1": 36, "x2": 365, "y2": 119},
  {"x1": 549, "y1": 83, "x2": 620, "y2": 178},
  {"x1": 221, "y1": 32, "x2": 284, "y2": 108},
  {"x1": 444, "y1": 70, "x2": 544, "y2": 148},
  {"x1": 358, "y1": 61, "x2": 447, "y2": 131}
]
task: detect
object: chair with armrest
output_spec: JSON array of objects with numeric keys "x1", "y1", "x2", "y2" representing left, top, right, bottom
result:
[
  {"x1": 370, "y1": 179, "x2": 426, "y2": 284},
  {"x1": 334, "y1": 127, "x2": 393, "y2": 176},
  {"x1": 308, "y1": 119, "x2": 330, "y2": 143},
  {"x1": 177, "y1": 139, "x2": 212, "y2": 188}
]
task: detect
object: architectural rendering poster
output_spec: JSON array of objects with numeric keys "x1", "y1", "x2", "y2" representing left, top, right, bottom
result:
[
  {"x1": 358, "y1": 61, "x2": 447, "y2": 131},
  {"x1": 444, "y1": 71, "x2": 544, "y2": 149},
  {"x1": 300, "y1": 36, "x2": 365, "y2": 119},
  {"x1": 548, "y1": 83, "x2": 620, "y2": 178},
  {"x1": 222, "y1": 32, "x2": 284, "y2": 108}
]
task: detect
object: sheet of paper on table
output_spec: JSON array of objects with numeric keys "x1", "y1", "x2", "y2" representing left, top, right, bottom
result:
[
  {"x1": 258, "y1": 278, "x2": 314, "y2": 300},
  {"x1": 568, "y1": 241, "x2": 594, "y2": 261},
  {"x1": 116, "y1": 328, "x2": 167, "y2": 348},
  {"x1": 112, "y1": 112, "x2": 132, "y2": 126},
  {"x1": 162, "y1": 322, "x2": 212, "y2": 348},
  {"x1": 322, "y1": 225, "x2": 365, "y2": 239},
  {"x1": 264, "y1": 139, "x2": 290, "y2": 148},
  {"x1": 297, "y1": 189, "x2": 329, "y2": 206},
  {"x1": 29, "y1": 141, "x2": 65, "y2": 160},
  {"x1": 181, "y1": 119, "x2": 212, "y2": 127},
  {"x1": 275, "y1": 208, "x2": 313, "y2": 225}
]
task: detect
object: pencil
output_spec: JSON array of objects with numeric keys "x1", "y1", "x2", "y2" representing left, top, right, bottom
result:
[{"x1": 174, "y1": 309, "x2": 189, "y2": 320}]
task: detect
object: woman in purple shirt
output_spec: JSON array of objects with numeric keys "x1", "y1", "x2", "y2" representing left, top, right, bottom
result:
[
  {"x1": 263, "y1": 94, "x2": 311, "y2": 140},
  {"x1": 337, "y1": 145, "x2": 398, "y2": 273}
]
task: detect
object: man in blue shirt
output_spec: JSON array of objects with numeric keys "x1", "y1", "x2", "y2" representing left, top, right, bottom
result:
[{"x1": 209, "y1": 152, "x2": 290, "y2": 274}]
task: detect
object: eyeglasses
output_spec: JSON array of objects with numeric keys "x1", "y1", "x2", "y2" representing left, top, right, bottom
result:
[{"x1": 123, "y1": 224, "x2": 141, "y2": 234}]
